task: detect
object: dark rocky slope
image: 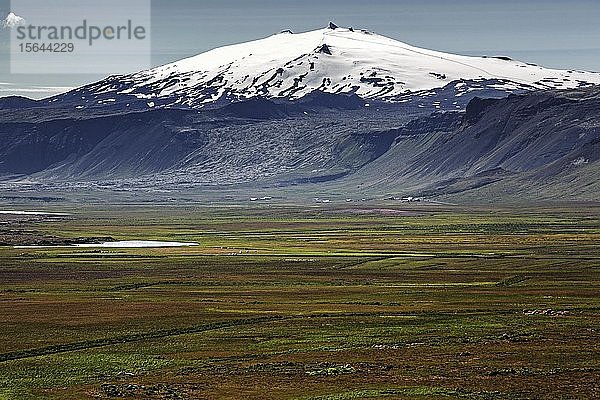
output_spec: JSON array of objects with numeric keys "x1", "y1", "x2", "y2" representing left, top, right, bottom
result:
[
  {"x1": 0, "y1": 86, "x2": 598, "y2": 202},
  {"x1": 330, "y1": 86, "x2": 600, "y2": 201}
]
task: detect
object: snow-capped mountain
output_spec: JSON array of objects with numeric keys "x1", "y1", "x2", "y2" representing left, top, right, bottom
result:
[
  {"x1": 52, "y1": 23, "x2": 600, "y2": 109},
  {"x1": 2, "y1": 21, "x2": 600, "y2": 201}
]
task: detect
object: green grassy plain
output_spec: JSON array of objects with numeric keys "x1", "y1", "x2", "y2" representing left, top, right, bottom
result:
[{"x1": 0, "y1": 204, "x2": 598, "y2": 399}]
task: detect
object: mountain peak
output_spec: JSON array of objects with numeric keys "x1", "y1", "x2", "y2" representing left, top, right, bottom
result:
[{"x1": 55, "y1": 25, "x2": 600, "y2": 109}]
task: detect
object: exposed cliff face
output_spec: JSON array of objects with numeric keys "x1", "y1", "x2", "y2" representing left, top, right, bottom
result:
[
  {"x1": 0, "y1": 84, "x2": 598, "y2": 203},
  {"x1": 328, "y1": 86, "x2": 600, "y2": 202}
]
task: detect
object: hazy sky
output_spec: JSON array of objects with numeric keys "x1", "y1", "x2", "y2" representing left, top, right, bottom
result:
[{"x1": 1, "y1": 0, "x2": 599, "y2": 98}]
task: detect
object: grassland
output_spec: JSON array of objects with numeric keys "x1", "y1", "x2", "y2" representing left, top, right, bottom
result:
[{"x1": 0, "y1": 203, "x2": 598, "y2": 399}]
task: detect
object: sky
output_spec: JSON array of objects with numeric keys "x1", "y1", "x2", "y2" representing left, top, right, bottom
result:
[{"x1": 1, "y1": 0, "x2": 599, "y2": 98}]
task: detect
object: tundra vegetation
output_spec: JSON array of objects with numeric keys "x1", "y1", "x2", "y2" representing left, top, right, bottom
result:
[{"x1": 0, "y1": 204, "x2": 598, "y2": 399}]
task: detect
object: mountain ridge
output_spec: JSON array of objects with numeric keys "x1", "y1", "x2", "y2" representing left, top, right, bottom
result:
[
  {"x1": 0, "y1": 25, "x2": 599, "y2": 203},
  {"x1": 43, "y1": 24, "x2": 600, "y2": 110}
]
